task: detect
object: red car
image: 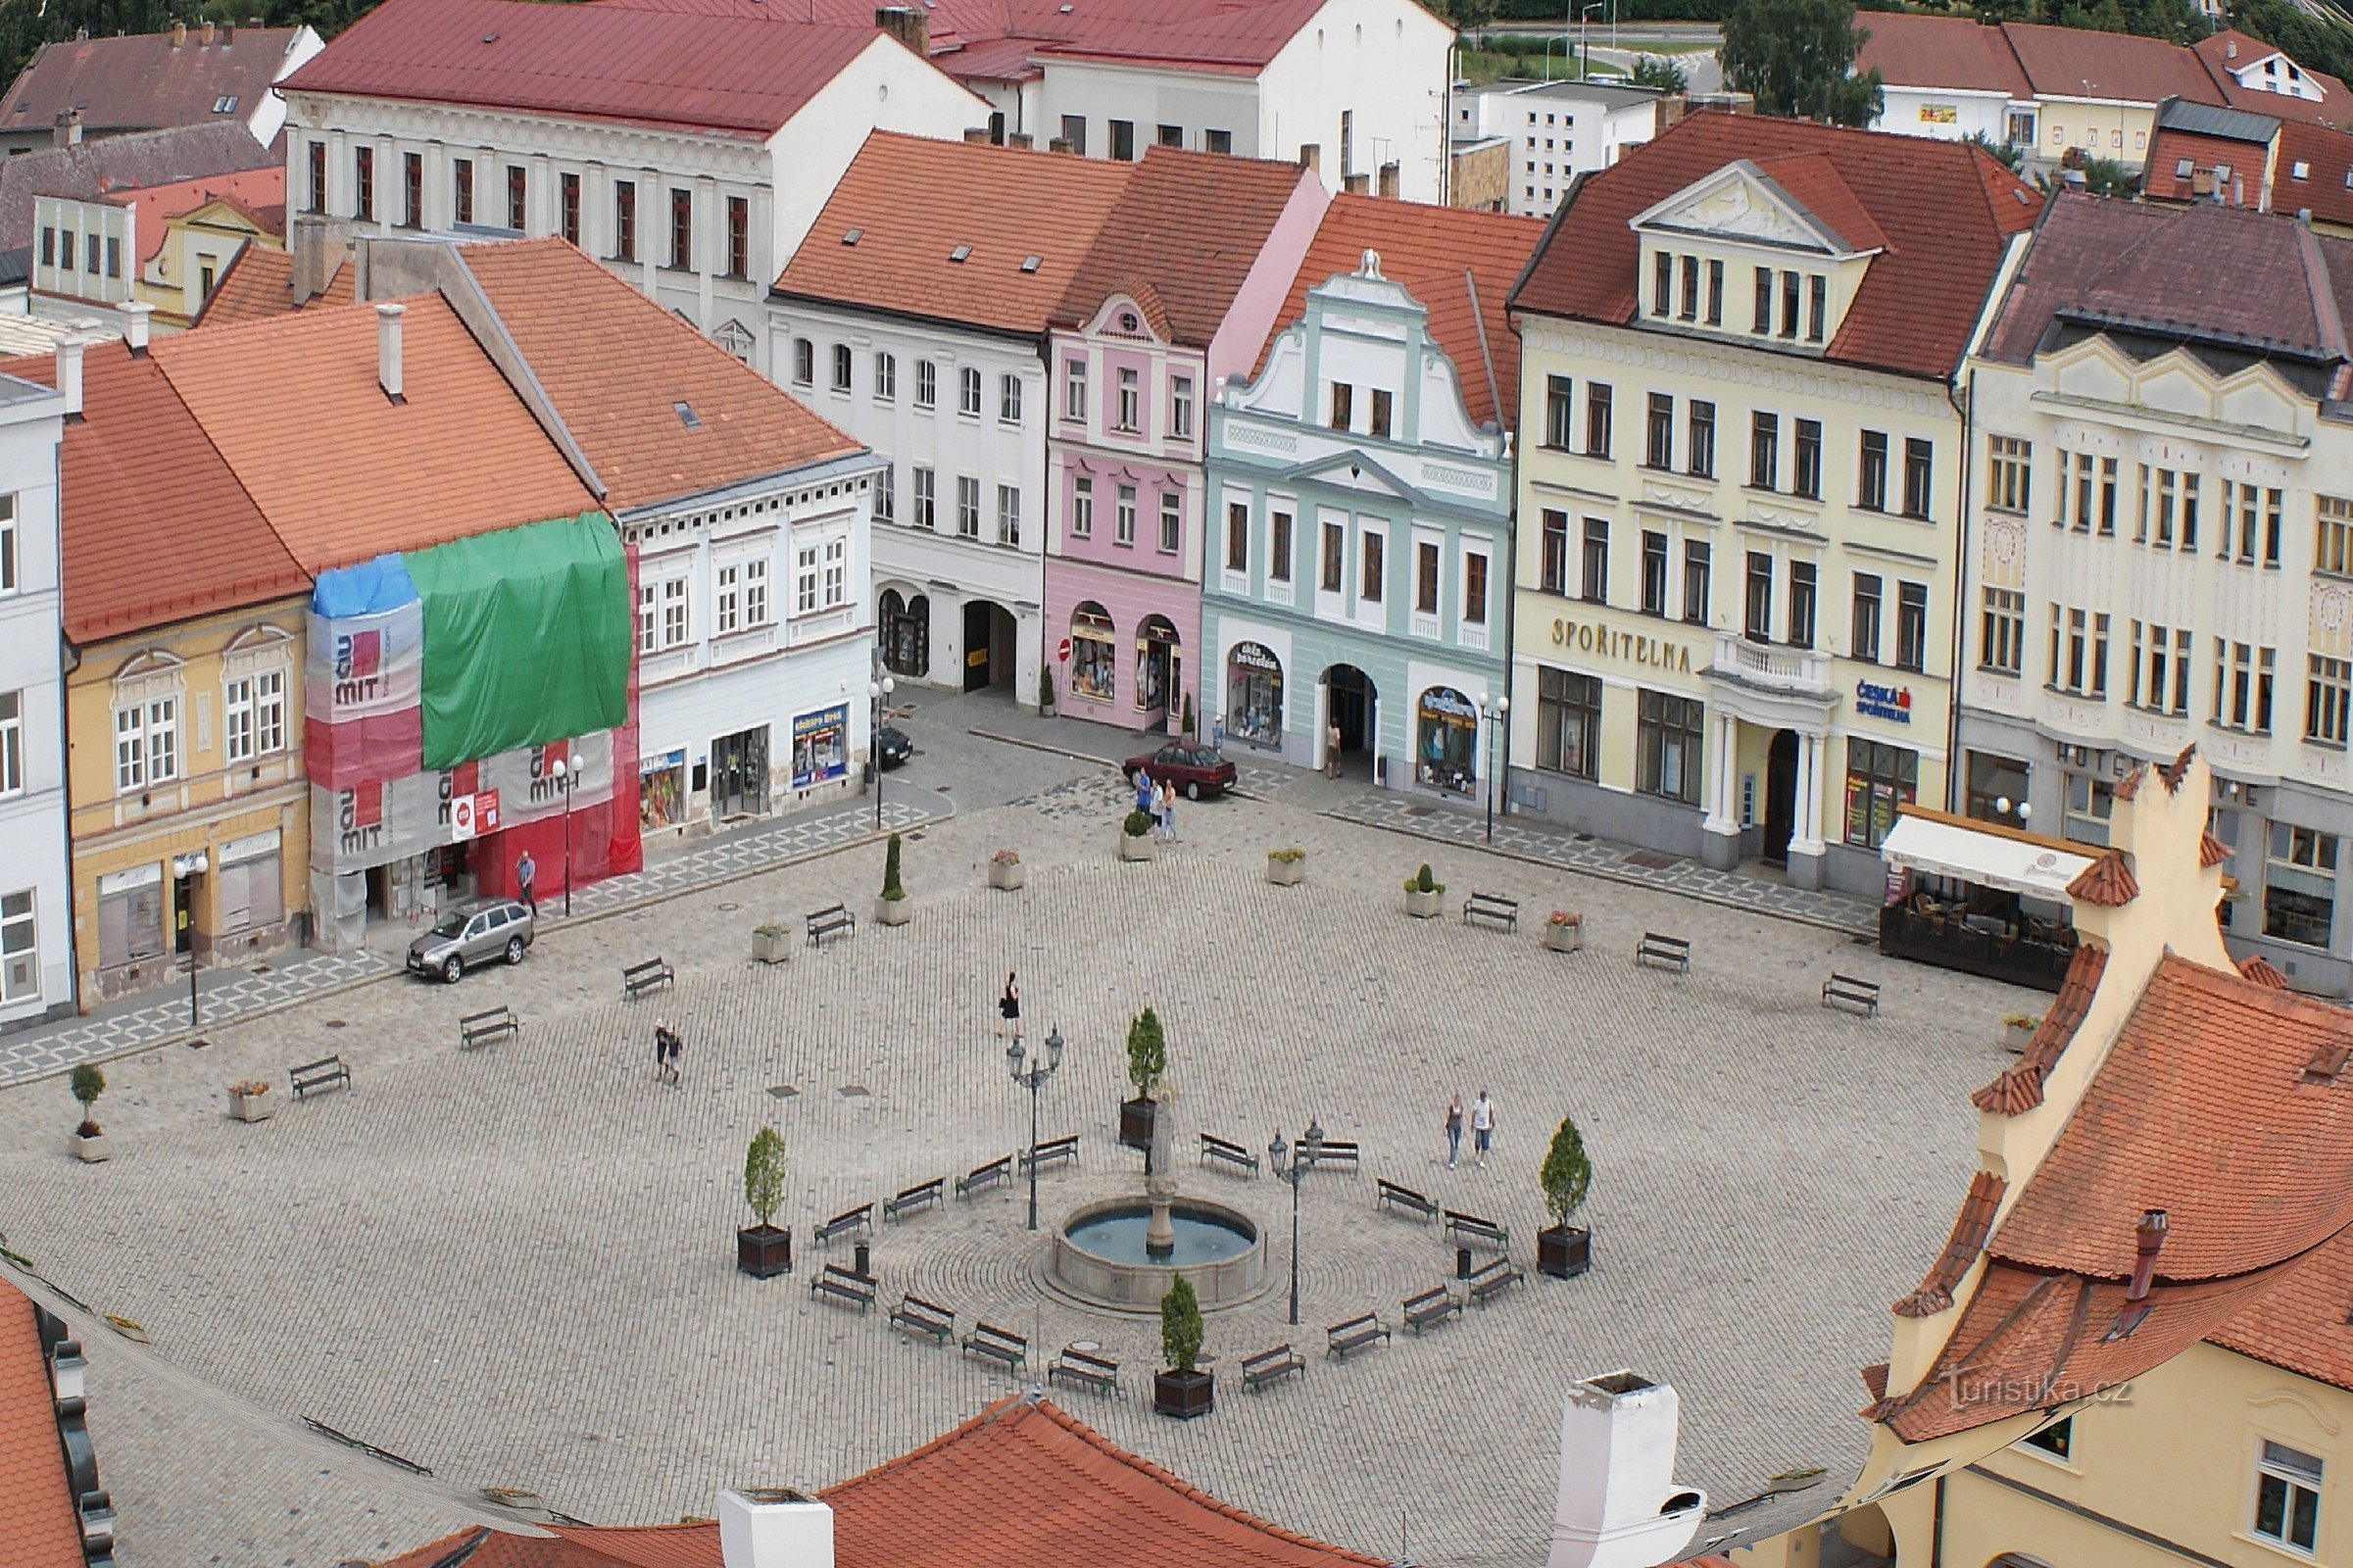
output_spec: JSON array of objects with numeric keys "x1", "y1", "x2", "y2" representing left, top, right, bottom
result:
[{"x1": 1123, "y1": 743, "x2": 1238, "y2": 800}]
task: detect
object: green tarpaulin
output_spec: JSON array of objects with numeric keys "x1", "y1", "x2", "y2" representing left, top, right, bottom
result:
[{"x1": 407, "y1": 512, "x2": 628, "y2": 769}]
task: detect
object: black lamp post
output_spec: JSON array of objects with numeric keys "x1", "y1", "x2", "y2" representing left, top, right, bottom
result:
[
  {"x1": 1479, "y1": 691, "x2": 1510, "y2": 844},
  {"x1": 1008, "y1": 1026, "x2": 1065, "y2": 1232},
  {"x1": 869, "y1": 676, "x2": 895, "y2": 831},
  {"x1": 550, "y1": 757, "x2": 575, "y2": 917},
  {"x1": 1267, "y1": 1117, "x2": 1324, "y2": 1327}
]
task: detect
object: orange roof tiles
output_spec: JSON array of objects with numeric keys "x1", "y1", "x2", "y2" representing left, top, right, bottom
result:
[
  {"x1": 773, "y1": 132, "x2": 1135, "y2": 337},
  {"x1": 1972, "y1": 940, "x2": 2106, "y2": 1116},
  {"x1": 1853, "y1": 12, "x2": 2032, "y2": 96},
  {"x1": 1, "y1": 341, "x2": 310, "y2": 644},
  {"x1": 194, "y1": 248, "x2": 353, "y2": 327},
  {"x1": 2066, "y1": 849, "x2": 2140, "y2": 906},
  {"x1": 1265, "y1": 193, "x2": 1544, "y2": 431},
  {"x1": 2241, "y1": 953, "x2": 2292, "y2": 989},
  {"x1": 0, "y1": 1285, "x2": 82, "y2": 1568},
  {"x1": 1750, "y1": 151, "x2": 1891, "y2": 256},
  {"x1": 1509, "y1": 114, "x2": 2039, "y2": 383},
  {"x1": 2210, "y1": 1224, "x2": 2353, "y2": 1390},
  {"x1": 1893, "y1": 1170, "x2": 2007, "y2": 1319},
  {"x1": 116, "y1": 166, "x2": 285, "y2": 263},
  {"x1": 375, "y1": 1523, "x2": 720, "y2": 1568},
  {"x1": 460, "y1": 237, "x2": 858, "y2": 511},
  {"x1": 1053, "y1": 145, "x2": 1320, "y2": 346},
  {"x1": 150, "y1": 293, "x2": 596, "y2": 571}
]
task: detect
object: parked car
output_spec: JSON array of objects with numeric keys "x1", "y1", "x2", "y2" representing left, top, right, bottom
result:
[
  {"x1": 1123, "y1": 743, "x2": 1238, "y2": 800},
  {"x1": 875, "y1": 723, "x2": 913, "y2": 769},
  {"x1": 407, "y1": 899, "x2": 535, "y2": 983}
]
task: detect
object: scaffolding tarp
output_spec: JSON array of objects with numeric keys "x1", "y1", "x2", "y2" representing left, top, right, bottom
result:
[
  {"x1": 305, "y1": 554, "x2": 425, "y2": 789},
  {"x1": 406, "y1": 512, "x2": 628, "y2": 770}
]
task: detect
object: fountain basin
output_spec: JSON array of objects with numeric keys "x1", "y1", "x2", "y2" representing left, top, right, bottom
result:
[{"x1": 1049, "y1": 1197, "x2": 1268, "y2": 1310}]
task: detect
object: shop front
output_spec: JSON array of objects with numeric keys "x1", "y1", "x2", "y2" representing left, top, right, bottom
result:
[
  {"x1": 1070, "y1": 602, "x2": 1116, "y2": 706},
  {"x1": 791, "y1": 707, "x2": 847, "y2": 793},
  {"x1": 879, "y1": 587, "x2": 930, "y2": 679},
  {"x1": 640, "y1": 749, "x2": 686, "y2": 832},
  {"x1": 1134, "y1": 614, "x2": 1181, "y2": 725},
  {"x1": 1877, "y1": 806, "x2": 2088, "y2": 991},
  {"x1": 1415, "y1": 687, "x2": 1480, "y2": 796},
  {"x1": 1224, "y1": 642, "x2": 1285, "y2": 750}
]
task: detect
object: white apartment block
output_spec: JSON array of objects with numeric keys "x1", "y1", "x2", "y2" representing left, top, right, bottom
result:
[{"x1": 1450, "y1": 78, "x2": 1660, "y2": 220}]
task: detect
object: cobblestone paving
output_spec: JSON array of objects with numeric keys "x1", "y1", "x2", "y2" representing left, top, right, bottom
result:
[{"x1": 0, "y1": 781, "x2": 2028, "y2": 1568}]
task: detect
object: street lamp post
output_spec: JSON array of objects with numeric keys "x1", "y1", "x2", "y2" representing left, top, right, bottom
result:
[
  {"x1": 868, "y1": 676, "x2": 895, "y2": 831},
  {"x1": 1008, "y1": 1026, "x2": 1065, "y2": 1233},
  {"x1": 1478, "y1": 692, "x2": 1510, "y2": 844},
  {"x1": 550, "y1": 758, "x2": 574, "y2": 918},
  {"x1": 1266, "y1": 1118, "x2": 1324, "y2": 1327},
  {"x1": 1580, "y1": 2, "x2": 1602, "y2": 78}
]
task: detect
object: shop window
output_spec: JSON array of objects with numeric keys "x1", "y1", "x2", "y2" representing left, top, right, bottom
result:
[
  {"x1": 1637, "y1": 689, "x2": 1704, "y2": 804},
  {"x1": 1134, "y1": 615, "x2": 1179, "y2": 713},
  {"x1": 0, "y1": 890, "x2": 34, "y2": 1001},
  {"x1": 1843, "y1": 737, "x2": 1917, "y2": 849},
  {"x1": 96, "y1": 866, "x2": 164, "y2": 968},
  {"x1": 1070, "y1": 603, "x2": 1116, "y2": 702},
  {"x1": 880, "y1": 589, "x2": 929, "y2": 677},
  {"x1": 1966, "y1": 753, "x2": 2030, "y2": 828},
  {"x1": 2254, "y1": 1441, "x2": 2325, "y2": 1553},
  {"x1": 1536, "y1": 667, "x2": 1599, "y2": 780},
  {"x1": 215, "y1": 836, "x2": 283, "y2": 936},
  {"x1": 1415, "y1": 688, "x2": 1478, "y2": 795},
  {"x1": 1225, "y1": 642, "x2": 1284, "y2": 747},
  {"x1": 2265, "y1": 825, "x2": 2339, "y2": 949}
]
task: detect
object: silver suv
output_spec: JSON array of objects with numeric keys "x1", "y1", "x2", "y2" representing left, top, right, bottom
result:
[{"x1": 407, "y1": 899, "x2": 535, "y2": 983}]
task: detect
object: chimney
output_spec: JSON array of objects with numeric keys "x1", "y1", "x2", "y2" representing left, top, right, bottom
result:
[
  {"x1": 172, "y1": 21, "x2": 186, "y2": 48},
  {"x1": 963, "y1": 126, "x2": 990, "y2": 143},
  {"x1": 375, "y1": 302, "x2": 405, "y2": 404},
  {"x1": 122, "y1": 302, "x2": 152, "y2": 356},
  {"x1": 1007, "y1": 132, "x2": 1033, "y2": 151},
  {"x1": 719, "y1": 1489, "x2": 833, "y2": 1568},
  {"x1": 875, "y1": 6, "x2": 929, "y2": 55},
  {"x1": 2105, "y1": 1208, "x2": 2169, "y2": 1341},
  {"x1": 1049, "y1": 136, "x2": 1071, "y2": 153},
  {"x1": 48, "y1": 1339, "x2": 86, "y2": 1403},
  {"x1": 56, "y1": 337, "x2": 87, "y2": 423},
  {"x1": 200, "y1": 18, "x2": 216, "y2": 45},
  {"x1": 222, "y1": 22, "x2": 234, "y2": 45},
  {"x1": 53, "y1": 109, "x2": 81, "y2": 149},
  {"x1": 1544, "y1": 1372, "x2": 1705, "y2": 1568}
]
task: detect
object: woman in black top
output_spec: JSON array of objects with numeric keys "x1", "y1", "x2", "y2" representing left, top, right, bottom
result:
[{"x1": 998, "y1": 973, "x2": 1020, "y2": 1040}]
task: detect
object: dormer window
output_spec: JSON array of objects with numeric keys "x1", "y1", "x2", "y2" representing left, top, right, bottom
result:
[
  {"x1": 1752, "y1": 267, "x2": 1772, "y2": 334},
  {"x1": 1652, "y1": 251, "x2": 1672, "y2": 318},
  {"x1": 1808, "y1": 276, "x2": 1827, "y2": 343},
  {"x1": 1679, "y1": 256, "x2": 1698, "y2": 320},
  {"x1": 1706, "y1": 259, "x2": 1724, "y2": 325}
]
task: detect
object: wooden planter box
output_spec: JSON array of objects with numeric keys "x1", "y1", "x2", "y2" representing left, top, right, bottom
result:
[
  {"x1": 751, "y1": 929, "x2": 793, "y2": 965},
  {"x1": 1404, "y1": 888, "x2": 1444, "y2": 919},
  {"x1": 1119, "y1": 1096, "x2": 1157, "y2": 1153},
  {"x1": 1153, "y1": 1368, "x2": 1214, "y2": 1419},
  {"x1": 737, "y1": 1224, "x2": 793, "y2": 1278},
  {"x1": 1537, "y1": 1224, "x2": 1592, "y2": 1280},
  {"x1": 874, "y1": 895, "x2": 911, "y2": 927},
  {"x1": 1266, "y1": 855, "x2": 1305, "y2": 886},
  {"x1": 228, "y1": 1089, "x2": 275, "y2": 1123},
  {"x1": 989, "y1": 860, "x2": 1026, "y2": 891},
  {"x1": 1120, "y1": 832, "x2": 1157, "y2": 862},
  {"x1": 1542, "y1": 920, "x2": 1584, "y2": 953}
]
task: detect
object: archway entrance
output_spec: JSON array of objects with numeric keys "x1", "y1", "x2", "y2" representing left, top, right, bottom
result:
[
  {"x1": 1323, "y1": 664, "x2": 1377, "y2": 777},
  {"x1": 880, "y1": 588, "x2": 929, "y2": 678},
  {"x1": 961, "y1": 600, "x2": 1016, "y2": 692},
  {"x1": 1764, "y1": 727, "x2": 1798, "y2": 864}
]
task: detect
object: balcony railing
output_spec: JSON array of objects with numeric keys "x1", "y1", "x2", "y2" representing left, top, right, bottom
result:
[{"x1": 1709, "y1": 632, "x2": 1833, "y2": 696}]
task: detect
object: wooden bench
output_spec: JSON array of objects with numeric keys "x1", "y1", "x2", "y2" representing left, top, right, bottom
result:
[
  {"x1": 459, "y1": 1006, "x2": 518, "y2": 1051},
  {"x1": 1443, "y1": 1209, "x2": 1510, "y2": 1251},
  {"x1": 1302, "y1": 1139, "x2": 1359, "y2": 1174},
  {"x1": 883, "y1": 1178, "x2": 943, "y2": 1223},
  {"x1": 1017, "y1": 1134, "x2": 1079, "y2": 1176},
  {"x1": 809, "y1": 1263, "x2": 875, "y2": 1312},
  {"x1": 806, "y1": 904, "x2": 856, "y2": 949},
  {"x1": 621, "y1": 956, "x2": 674, "y2": 1000},
  {"x1": 1241, "y1": 1344, "x2": 1306, "y2": 1393},
  {"x1": 287, "y1": 1055, "x2": 350, "y2": 1102},
  {"x1": 1462, "y1": 891, "x2": 1519, "y2": 932},
  {"x1": 1635, "y1": 932, "x2": 1691, "y2": 973},
  {"x1": 1402, "y1": 1286, "x2": 1461, "y2": 1336},
  {"x1": 1200, "y1": 1132, "x2": 1259, "y2": 1177},
  {"x1": 961, "y1": 1321, "x2": 1027, "y2": 1376},
  {"x1": 1465, "y1": 1256, "x2": 1526, "y2": 1308},
  {"x1": 889, "y1": 1293, "x2": 954, "y2": 1346},
  {"x1": 1377, "y1": 1179, "x2": 1438, "y2": 1222},
  {"x1": 1048, "y1": 1345, "x2": 1120, "y2": 1396},
  {"x1": 1326, "y1": 1313, "x2": 1392, "y2": 1359},
  {"x1": 813, "y1": 1204, "x2": 871, "y2": 1247},
  {"x1": 1822, "y1": 973, "x2": 1882, "y2": 1015},
  {"x1": 956, "y1": 1156, "x2": 1012, "y2": 1200}
]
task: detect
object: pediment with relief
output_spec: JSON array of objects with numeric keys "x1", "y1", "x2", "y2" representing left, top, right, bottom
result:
[{"x1": 1633, "y1": 166, "x2": 1840, "y2": 255}]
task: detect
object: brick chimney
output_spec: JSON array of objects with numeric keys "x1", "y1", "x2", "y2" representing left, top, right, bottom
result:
[
  {"x1": 375, "y1": 302, "x2": 405, "y2": 404},
  {"x1": 719, "y1": 1490, "x2": 833, "y2": 1568},
  {"x1": 874, "y1": 6, "x2": 928, "y2": 55}
]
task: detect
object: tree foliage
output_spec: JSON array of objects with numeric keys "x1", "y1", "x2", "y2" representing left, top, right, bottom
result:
[
  {"x1": 1965, "y1": 129, "x2": 2024, "y2": 170},
  {"x1": 1159, "y1": 1274, "x2": 1203, "y2": 1371},
  {"x1": 1540, "y1": 1113, "x2": 1593, "y2": 1225},
  {"x1": 743, "y1": 1125, "x2": 787, "y2": 1227},
  {"x1": 881, "y1": 832, "x2": 905, "y2": 901},
  {"x1": 1630, "y1": 54, "x2": 1690, "y2": 92},
  {"x1": 70, "y1": 1063, "x2": 104, "y2": 1109},
  {"x1": 1125, "y1": 1006, "x2": 1166, "y2": 1098},
  {"x1": 1720, "y1": 0, "x2": 1884, "y2": 125},
  {"x1": 2231, "y1": 0, "x2": 2353, "y2": 88}
]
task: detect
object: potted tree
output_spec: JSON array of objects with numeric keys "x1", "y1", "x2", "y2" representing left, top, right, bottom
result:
[
  {"x1": 70, "y1": 1064, "x2": 108, "y2": 1162},
  {"x1": 1403, "y1": 863, "x2": 1445, "y2": 918},
  {"x1": 1542, "y1": 909, "x2": 1584, "y2": 953},
  {"x1": 737, "y1": 1125, "x2": 792, "y2": 1278},
  {"x1": 751, "y1": 921, "x2": 793, "y2": 964},
  {"x1": 1266, "y1": 846, "x2": 1306, "y2": 887},
  {"x1": 989, "y1": 849, "x2": 1025, "y2": 891},
  {"x1": 1152, "y1": 1274, "x2": 1213, "y2": 1418},
  {"x1": 1039, "y1": 666, "x2": 1056, "y2": 718},
  {"x1": 1120, "y1": 1006, "x2": 1166, "y2": 1152},
  {"x1": 226, "y1": 1078, "x2": 275, "y2": 1122},
  {"x1": 875, "y1": 832, "x2": 911, "y2": 926},
  {"x1": 1536, "y1": 1113, "x2": 1593, "y2": 1279},
  {"x1": 1120, "y1": 808, "x2": 1157, "y2": 862}
]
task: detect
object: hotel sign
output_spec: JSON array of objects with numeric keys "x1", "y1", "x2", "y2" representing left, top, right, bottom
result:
[{"x1": 1549, "y1": 616, "x2": 1693, "y2": 674}]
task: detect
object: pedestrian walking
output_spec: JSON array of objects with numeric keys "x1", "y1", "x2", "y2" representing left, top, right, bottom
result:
[
  {"x1": 998, "y1": 972, "x2": 1021, "y2": 1041},
  {"x1": 1134, "y1": 767, "x2": 1153, "y2": 814},
  {"x1": 1151, "y1": 781, "x2": 1171, "y2": 842},
  {"x1": 654, "y1": 1020, "x2": 680, "y2": 1084},
  {"x1": 1162, "y1": 787, "x2": 1179, "y2": 845},
  {"x1": 516, "y1": 849, "x2": 537, "y2": 917},
  {"x1": 1325, "y1": 720, "x2": 1344, "y2": 779},
  {"x1": 1444, "y1": 1094, "x2": 1464, "y2": 1169},
  {"x1": 1471, "y1": 1089, "x2": 1495, "y2": 1169}
]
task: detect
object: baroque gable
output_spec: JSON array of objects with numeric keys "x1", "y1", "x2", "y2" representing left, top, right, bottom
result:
[{"x1": 1631, "y1": 163, "x2": 1860, "y2": 258}]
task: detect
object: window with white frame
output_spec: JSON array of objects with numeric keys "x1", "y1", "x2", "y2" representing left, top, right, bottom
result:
[
  {"x1": 1170, "y1": 375, "x2": 1194, "y2": 440},
  {"x1": 2213, "y1": 638, "x2": 2276, "y2": 732},
  {"x1": 2309, "y1": 654, "x2": 2351, "y2": 746},
  {"x1": 956, "y1": 475, "x2": 981, "y2": 538},
  {"x1": 114, "y1": 693, "x2": 177, "y2": 792},
  {"x1": 0, "y1": 890, "x2": 33, "y2": 1002},
  {"x1": 1071, "y1": 476, "x2": 1094, "y2": 538},
  {"x1": 1064, "y1": 358, "x2": 1087, "y2": 421},
  {"x1": 915, "y1": 360, "x2": 937, "y2": 410},
  {"x1": 0, "y1": 492, "x2": 17, "y2": 594},
  {"x1": 796, "y1": 543, "x2": 818, "y2": 614},
  {"x1": 997, "y1": 484, "x2": 1021, "y2": 547},
  {"x1": 716, "y1": 563, "x2": 743, "y2": 635},
  {"x1": 0, "y1": 691, "x2": 19, "y2": 795},
  {"x1": 822, "y1": 537, "x2": 847, "y2": 608},
  {"x1": 2129, "y1": 621, "x2": 2192, "y2": 717},
  {"x1": 1000, "y1": 374, "x2": 1022, "y2": 424},
  {"x1": 912, "y1": 466, "x2": 936, "y2": 530},
  {"x1": 874, "y1": 466, "x2": 895, "y2": 523},
  {"x1": 873, "y1": 352, "x2": 897, "y2": 402},
  {"x1": 1158, "y1": 491, "x2": 1179, "y2": 553},
  {"x1": 637, "y1": 580, "x2": 658, "y2": 652},
  {"x1": 745, "y1": 558, "x2": 770, "y2": 626},
  {"x1": 830, "y1": 343, "x2": 852, "y2": 392},
  {"x1": 1981, "y1": 587, "x2": 2024, "y2": 674},
  {"x1": 2253, "y1": 1439, "x2": 2324, "y2": 1553},
  {"x1": 662, "y1": 577, "x2": 689, "y2": 647},
  {"x1": 2222, "y1": 480, "x2": 2282, "y2": 566},
  {"x1": 1115, "y1": 484, "x2": 1137, "y2": 546},
  {"x1": 222, "y1": 668, "x2": 285, "y2": 761},
  {"x1": 1115, "y1": 368, "x2": 1140, "y2": 433},
  {"x1": 959, "y1": 367, "x2": 983, "y2": 417}
]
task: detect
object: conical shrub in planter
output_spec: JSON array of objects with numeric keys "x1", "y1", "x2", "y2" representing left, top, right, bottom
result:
[
  {"x1": 70, "y1": 1063, "x2": 108, "y2": 1162},
  {"x1": 1120, "y1": 1006, "x2": 1165, "y2": 1153},
  {"x1": 737, "y1": 1125, "x2": 793, "y2": 1277},
  {"x1": 1403, "y1": 862, "x2": 1445, "y2": 918},
  {"x1": 1152, "y1": 1274, "x2": 1213, "y2": 1418},
  {"x1": 1536, "y1": 1113, "x2": 1593, "y2": 1279},
  {"x1": 875, "y1": 832, "x2": 911, "y2": 925}
]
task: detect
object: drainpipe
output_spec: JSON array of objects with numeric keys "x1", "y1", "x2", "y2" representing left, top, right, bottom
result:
[
  {"x1": 54, "y1": 426, "x2": 79, "y2": 1019},
  {"x1": 1948, "y1": 365, "x2": 1974, "y2": 815}
]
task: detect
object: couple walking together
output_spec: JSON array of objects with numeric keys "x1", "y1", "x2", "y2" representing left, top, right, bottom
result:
[
  {"x1": 1443, "y1": 1090, "x2": 1495, "y2": 1169},
  {"x1": 1132, "y1": 769, "x2": 1180, "y2": 843}
]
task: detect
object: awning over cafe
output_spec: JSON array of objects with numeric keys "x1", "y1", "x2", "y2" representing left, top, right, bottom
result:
[{"x1": 1882, "y1": 810, "x2": 2094, "y2": 900}]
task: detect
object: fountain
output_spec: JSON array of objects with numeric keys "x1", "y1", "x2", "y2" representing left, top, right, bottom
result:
[{"x1": 1045, "y1": 1092, "x2": 1270, "y2": 1310}]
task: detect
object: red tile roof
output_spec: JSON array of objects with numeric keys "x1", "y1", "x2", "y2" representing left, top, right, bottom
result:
[
  {"x1": 114, "y1": 166, "x2": 285, "y2": 263},
  {"x1": 1265, "y1": 193, "x2": 1544, "y2": 430},
  {"x1": 286, "y1": 0, "x2": 909, "y2": 138},
  {"x1": 2275, "y1": 121, "x2": 2353, "y2": 227},
  {"x1": 1052, "y1": 145, "x2": 1321, "y2": 345},
  {"x1": 1972, "y1": 940, "x2": 2106, "y2": 1117},
  {"x1": 2240, "y1": 954, "x2": 2292, "y2": 989},
  {"x1": 2002, "y1": 20, "x2": 2224, "y2": 104},
  {"x1": 773, "y1": 131, "x2": 1135, "y2": 336},
  {"x1": 150, "y1": 293, "x2": 598, "y2": 571},
  {"x1": 2209, "y1": 1224, "x2": 2353, "y2": 1390},
  {"x1": 2141, "y1": 126, "x2": 2266, "y2": 207},
  {"x1": 0, "y1": 25, "x2": 312, "y2": 138},
  {"x1": 376, "y1": 1396, "x2": 1386, "y2": 1568},
  {"x1": 1509, "y1": 113, "x2": 2039, "y2": 383},
  {"x1": 1893, "y1": 1170, "x2": 2007, "y2": 1318},
  {"x1": 2, "y1": 341, "x2": 310, "y2": 644},
  {"x1": 0, "y1": 121, "x2": 276, "y2": 260},
  {"x1": 2196, "y1": 30, "x2": 2353, "y2": 126},
  {"x1": 194, "y1": 246, "x2": 351, "y2": 327},
  {"x1": 462, "y1": 237, "x2": 860, "y2": 510},
  {"x1": 1853, "y1": 13, "x2": 2031, "y2": 98},
  {"x1": 0, "y1": 1284, "x2": 82, "y2": 1568},
  {"x1": 2066, "y1": 849, "x2": 2140, "y2": 906}
]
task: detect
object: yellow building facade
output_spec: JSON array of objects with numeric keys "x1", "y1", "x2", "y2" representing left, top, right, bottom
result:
[
  {"x1": 67, "y1": 602, "x2": 308, "y2": 1001},
  {"x1": 147, "y1": 201, "x2": 279, "y2": 329}
]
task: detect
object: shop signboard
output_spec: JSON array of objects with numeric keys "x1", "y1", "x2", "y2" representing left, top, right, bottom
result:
[
  {"x1": 792, "y1": 705, "x2": 849, "y2": 790},
  {"x1": 1856, "y1": 680, "x2": 1913, "y2": 723}
]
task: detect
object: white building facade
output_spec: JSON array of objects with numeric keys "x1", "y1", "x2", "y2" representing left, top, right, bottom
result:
[
  {"x1": 1450, "y1": 79, "x2": 1661, "y2": 220},
  {"x1": 0, "y1": 371, "x2": 75, "y2": 1028}
]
